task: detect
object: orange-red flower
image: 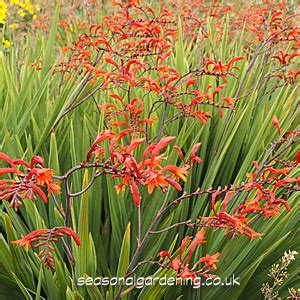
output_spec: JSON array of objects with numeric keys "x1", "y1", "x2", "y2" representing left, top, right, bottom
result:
[
  {"x1": 158, "y1": 230, "x2": 220, "y2": 281},
  {"x1": 12, "y1": 226, "x2": 80, "y2": 269},
  {"x1": 85, "y1": 132, "x2": 202, "y2": 206},
  {"x1": 196, "y1": 253, "x2": 220, "y2": 270},
  {"x1": 0, "y1": 153, "x2": 60, "y2": 209},
  {"x1": 193, "y1": 110, "x2": 211, "y2": 124},
  {"x1": 272, "y1": 115, "x2": 281, "y2": 135}
]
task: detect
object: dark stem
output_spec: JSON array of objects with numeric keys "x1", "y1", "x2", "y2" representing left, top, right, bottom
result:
[
  {"x1": 114, "y1": 187, "x2": 171, "y2": 299},
  {"x1": 137, "y1": 205, "x2": 141, "y2": 248}
]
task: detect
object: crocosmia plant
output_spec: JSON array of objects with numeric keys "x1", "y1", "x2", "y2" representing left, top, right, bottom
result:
[{"x1": 0, "y1": 0, "x2": 299, "y2": 299}]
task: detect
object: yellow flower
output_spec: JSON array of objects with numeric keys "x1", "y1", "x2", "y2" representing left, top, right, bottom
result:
[
  {"x1": 3, "y1": 39, "x2": 11, "y2": 48},
  {"x1": 0, "y1": 0, "x2": 7, "y2": 24},
  {"x1": 25, "y1": 3, "x2": 34, "y2": 14},
  {"x1": 35, "y1": 4, "x2": 40, "y2": 12},
  {"x1": 9, "y1": 23, "x2": 19, "y2": 29},
  {"x1": 18, "y1": 8, "x2": 25, "y2": 17},
  {"x1": 0, "y1": 2, "x2": 7, "y2": 10}
]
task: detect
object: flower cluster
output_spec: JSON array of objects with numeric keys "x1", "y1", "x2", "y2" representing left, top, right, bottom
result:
[
  {"x1": 0, "y1": 152, "x2": 60, "y2": 209},
  {"x1": 198, "y1": 133, "x2": 300, "y2": 239},
  {"x1": 0, "y1": 0, "x2": 40, "y2": 36},
  {"x1": 158, "y1": 230, "x2": 220, "y2": 281},
  {"x1": 261, "y1": 250, "x2": 298, "y2": 299},
  {"x1": 12, "y1": 226, "x2": 80, "y2": 269},
  {"x1": 149, "y1": 131, "x2": 299, "y2": 242},
  {"x1": 9, "y1": 0, "x2": 39, "y2": 19},
  {"x1": 99, "y1": 94, "x2": 157, "y2": 139},
  {"x1": 85, "y1": 131, "x2": 202, "y2": 207}
]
